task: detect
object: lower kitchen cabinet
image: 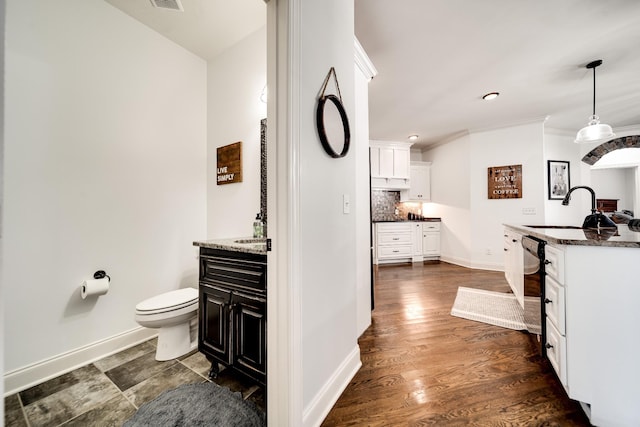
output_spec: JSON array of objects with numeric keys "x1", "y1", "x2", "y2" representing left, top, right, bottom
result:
[
  {"x1": 422, "y1": 222, "x2": 440, "y2": 257},
  {"x1": 374, "y1": 222, "x2": 413, "y2": 264},
  {"x1": 374, "y1": 221, "x2": 441, "y2": 264},
  {"x1": 198, "y1": 248, "x2": 267, "y2": 385}
]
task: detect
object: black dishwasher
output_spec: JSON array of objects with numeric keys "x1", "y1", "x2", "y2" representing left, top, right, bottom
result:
[{"x1": 521, "y1": 235, "x2": 547, "y2": 357}]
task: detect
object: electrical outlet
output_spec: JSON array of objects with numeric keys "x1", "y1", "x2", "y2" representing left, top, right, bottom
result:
[{"x1": 485, "y1": 248, "x2": 492, "y2": 255}]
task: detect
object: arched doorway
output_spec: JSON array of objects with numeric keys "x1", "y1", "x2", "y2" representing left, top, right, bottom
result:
[{"x1": 581, "y1": 135, "x2": 640, "y2": 165}]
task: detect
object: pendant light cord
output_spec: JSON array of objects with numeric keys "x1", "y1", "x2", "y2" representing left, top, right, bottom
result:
[{"x1": 592, "y1": 65, "x2": 596, "y2": 116}]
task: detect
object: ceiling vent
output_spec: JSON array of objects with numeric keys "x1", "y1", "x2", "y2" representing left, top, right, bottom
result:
[{"x1": 149, "y1": 0, "x2": 184, "y2": 12}]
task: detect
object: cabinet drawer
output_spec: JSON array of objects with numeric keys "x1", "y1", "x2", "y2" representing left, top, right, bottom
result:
[
  {"x1": 544, "y1": 245, "x2": 565, "y2": 285},
  {"x1": 544, "y1": 276, "x2": 566, "y2": 335},
  {"x1": 422, "y1": 222, "x2": 440, "y2": 232},
  {"x1": 377, "y1": 223, "x2": 411, "y2": 233},
  {"x1": 545, "y1": 318, "x2": 567, "y2": 387},
  {"x1": 378, "y1": 245, "x2": 412, "y2": 258},
  {"x1": 377, "y1": 232, "x2": 412, "y2": 245},
  {"x1": 200, "y1": 251, "x2": 267, "y2": 292}
]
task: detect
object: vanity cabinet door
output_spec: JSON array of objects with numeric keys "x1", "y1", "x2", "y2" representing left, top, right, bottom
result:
[
  {"x1": 199, "y1": 285, "x2": 232, "y2": 365},
  {"x1": 232, "y1": 291, "x2": 267, "y2": 384}
]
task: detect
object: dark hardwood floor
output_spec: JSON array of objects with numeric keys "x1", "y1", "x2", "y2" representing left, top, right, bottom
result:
[{"x1": 322, "y1": 261, "x2": 591, "y2": 426}]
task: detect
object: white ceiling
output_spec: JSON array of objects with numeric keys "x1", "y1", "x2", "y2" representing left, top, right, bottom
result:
[
  {"x1": 105, "y1": 0, "x2": 640, "y2": 150},
  {"x1": 104, "y1": 0, "x2": 265, "y2": 60},
  {"x1": 355, "y1": 0, "x2": 640, "y2": 148}
]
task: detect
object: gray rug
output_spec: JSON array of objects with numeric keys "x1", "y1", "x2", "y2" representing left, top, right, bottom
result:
[
  {"x1": 451, "y1": 287, "x2": 541, "y2": 334},
  {"x1": 123, "y1": 383, "x2": 266, "y2": 427}
]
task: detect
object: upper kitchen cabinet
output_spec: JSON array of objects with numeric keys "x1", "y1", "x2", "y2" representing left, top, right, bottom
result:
[
  {"x1": 370, "y1": 140, "x2": 413, "y2": 190},
  {"x1": 401, "y1": 161, "x2": 432, "y2": 202}
]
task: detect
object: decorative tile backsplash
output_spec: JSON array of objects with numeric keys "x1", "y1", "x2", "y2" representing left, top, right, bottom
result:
[
  {"x1": 371, "y1": 190, "x2": 401, "y2": 221},
  {"x1": 371, "y1": 190, "x2": 424, "y2": 221}
]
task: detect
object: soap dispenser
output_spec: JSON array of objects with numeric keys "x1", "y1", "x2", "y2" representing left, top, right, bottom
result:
[{"x1": 253, "y1": 213, "x2": 264, "y2": 239}]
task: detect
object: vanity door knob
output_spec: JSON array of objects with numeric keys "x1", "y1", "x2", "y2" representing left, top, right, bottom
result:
[
  {"x1": 544, "y1": 298, "x2": 552, "y2": 304},
  {"x1": 544, "y1": 260, "x2": 551, "y2": 265},
  {"x1": 545, "y1": 343, "x2": 554, "y2": 349}
]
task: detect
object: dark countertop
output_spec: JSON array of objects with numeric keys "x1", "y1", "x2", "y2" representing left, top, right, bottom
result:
[
  {"x1": 504, "y1": 224, "x2": 640, "y2": 248},
  {"x1": 373, "y1": 218, "x2": 441, "y2": 223},
  {"x1": 193, "y1": 237, "x2": 267, "y2": 255}
]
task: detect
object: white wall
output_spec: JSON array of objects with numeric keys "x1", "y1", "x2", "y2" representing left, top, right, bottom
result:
[
  {"x1": 295, "y1": 0, "x2": 359, "y2": 424},
  {"x1": 421, "y1": 135, "x2": 472, "y2": 265},
  {"x1": 422, "y1": 122, "x2": 545, "y2": 270},
  {"x1": 591, "y1": 168, "x2": 634, "y2": 211},
  {"x1": 354, "y1": 58, "x2": 373, "y2": 337},
  {"x1": 207, "y1": 27, "x2": 267, "y2": 239},
  {"x1": 3, "y1": 0, "x2": 206, "y2": 387},
  {"x1": 543, "y1": 130, "x2": 585, "y2": 225},
  {"x1": 1, "y1": 0, "x2": 5, "y2": 410},
  {"x1": 469, "y1": 122, "x2": 546, "y2": 269}
]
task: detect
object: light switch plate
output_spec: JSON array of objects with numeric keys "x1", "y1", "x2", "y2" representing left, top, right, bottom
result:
[
  {"x1": 522, "y1": 207, "x2": 536, "y2": 215},
  {"x1": 343, "y1": 194, "x2": 350, "y2": 214}
]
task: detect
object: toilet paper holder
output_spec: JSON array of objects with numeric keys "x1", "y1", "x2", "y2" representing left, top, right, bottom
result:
[{"x1": 93, "y1": 270, "x2": 111, "y2": 282}]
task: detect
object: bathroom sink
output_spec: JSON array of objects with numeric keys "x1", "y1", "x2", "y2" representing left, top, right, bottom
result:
[
  {"x1": 234, "y1": 238, "x2": 267, "y2": 244},
  {"x1": 524, "y1": 225, "x2": 583, "y2": 229}
]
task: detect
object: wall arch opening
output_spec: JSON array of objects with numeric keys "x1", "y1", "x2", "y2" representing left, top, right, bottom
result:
[{"x1": 582, "y1": 135, "x2": 640, "y2": 165}]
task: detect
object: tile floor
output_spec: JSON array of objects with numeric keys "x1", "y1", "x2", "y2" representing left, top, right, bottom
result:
[{"x1": 4, "y1": 339, "x2": 265, "y2": 426}]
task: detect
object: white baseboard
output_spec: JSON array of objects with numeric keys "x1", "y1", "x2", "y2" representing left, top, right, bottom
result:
[
  {"x1": 4, "y1": 327, "x2": 157, "y2": 396},
  {"x1": 440, "y1": 255, "x2": 504, "y2": 272},
  {"x1": 302, "y1": 344, "x2": 362, "y2": 427}
]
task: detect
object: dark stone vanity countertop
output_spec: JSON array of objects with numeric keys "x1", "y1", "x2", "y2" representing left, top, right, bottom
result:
[
  {"x1": 373, "y1": 217, "x2": 441, "y2": 223},
  {"x1": 505, "y1": 224, "x2": 640, "y2": 248},
  {"x1": 193, "y1": 237, "x2": 267, "y2": 255}
]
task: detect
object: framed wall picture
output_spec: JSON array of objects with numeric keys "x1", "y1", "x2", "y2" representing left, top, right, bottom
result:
[
  {"x1": 487, "y1": 164, "x2": 522, "y2": 199},
  {"x1": 548, "y1": 160, "x2": 570, "y2": 200},
  {"x1": 217, "y1": 141, "x2": 242, "y2": 185}
]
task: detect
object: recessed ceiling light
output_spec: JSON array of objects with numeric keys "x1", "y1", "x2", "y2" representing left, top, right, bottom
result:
[
  {"x1": 482, "y1": 92, "x2": 500, "y2": 101},
  {"x1": 408, "y1": 135, "x2": 419, "y2": 141}
]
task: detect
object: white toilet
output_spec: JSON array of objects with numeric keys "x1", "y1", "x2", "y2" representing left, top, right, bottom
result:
[{"x1": 135, "y1": 287, "x2": 199, "y2": 361}]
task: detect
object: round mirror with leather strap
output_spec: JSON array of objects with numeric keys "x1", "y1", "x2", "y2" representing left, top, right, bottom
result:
[{"x1": 316, "y1": 67, "x2": 351, "y2": 159}]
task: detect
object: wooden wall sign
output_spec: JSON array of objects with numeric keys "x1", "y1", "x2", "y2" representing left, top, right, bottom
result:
[
  {"x1": 488, "y1": 164, "x2": 522, "y2": 199},
  {"x1": 217, "y1": 141, "x2": 243, "y2": 185}
]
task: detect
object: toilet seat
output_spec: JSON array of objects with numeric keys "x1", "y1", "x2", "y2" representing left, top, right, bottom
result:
[{"x1": 135, "y1": 288, "x2": 198, "y2": 316}]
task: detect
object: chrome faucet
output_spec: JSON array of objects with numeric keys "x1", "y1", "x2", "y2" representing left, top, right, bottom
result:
[{"x1": 562, "y1": 186, "x2": 617, "y2": 229}]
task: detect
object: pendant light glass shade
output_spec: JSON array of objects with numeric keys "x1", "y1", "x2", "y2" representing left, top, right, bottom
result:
[
  {"x1": 575, "y1": 60, "x2": 615, "y2": 144},
  {"x1": 575, "y1": 115, "x2": 615, "y2": 143}
]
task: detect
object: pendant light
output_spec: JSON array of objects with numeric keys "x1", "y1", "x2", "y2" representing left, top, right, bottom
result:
[{"x1": 575, "y1": 59, "x2": 615, "y2": 144}]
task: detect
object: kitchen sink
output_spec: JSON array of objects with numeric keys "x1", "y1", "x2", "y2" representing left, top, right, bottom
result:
[
  {"x1": 234, "y1": 238, "x2": 267, "y2": 244},
  {"x1": 523, "y1": 225, "x2": 583, "y2": 229}
]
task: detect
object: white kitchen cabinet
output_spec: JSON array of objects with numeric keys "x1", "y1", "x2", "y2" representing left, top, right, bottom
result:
[
  {"x1": 544, "y1": 244, "x2": 565, "y2": 285},
  {"x1": 422, "y1": 222, "x2": 440, "y2": 257},
  {"x1": 503, "y1": 229, "x2": 524, "y2": 306},
  {"x1": 551, "y1": 242, "x2": 640, "y2": 425},
  {"x1": 401, "y1": 161, "x2": 431, "y2": 202},
  {"x1": 370, "y1": 141, "x2": 412, "y2": 189},
  {"x1": 374, "y1": 221, "x2": 441, "y2": 264},
  {"x1": 543, "y1": 244, "x2": 568, "y2": 387},
  {"x1": 503, "y1": 225, "x2": 640, "y2": 425},
  {"x1": 412, "y1": 222, "x2": 423, "y2": 256},
  {"x1": 544, "y1": 275, "x2": 565, "y2": 335},
  {"x1": 545, "y1": 317, "x2": 567, "y2": 386},
  {"x1": 374, "y1": 222, "x2": 413, "y2": 264}
]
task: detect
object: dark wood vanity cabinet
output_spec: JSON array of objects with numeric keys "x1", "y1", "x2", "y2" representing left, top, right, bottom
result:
[{"x1": 198, "y1": 248, "x2": 266, "y2": 385}]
